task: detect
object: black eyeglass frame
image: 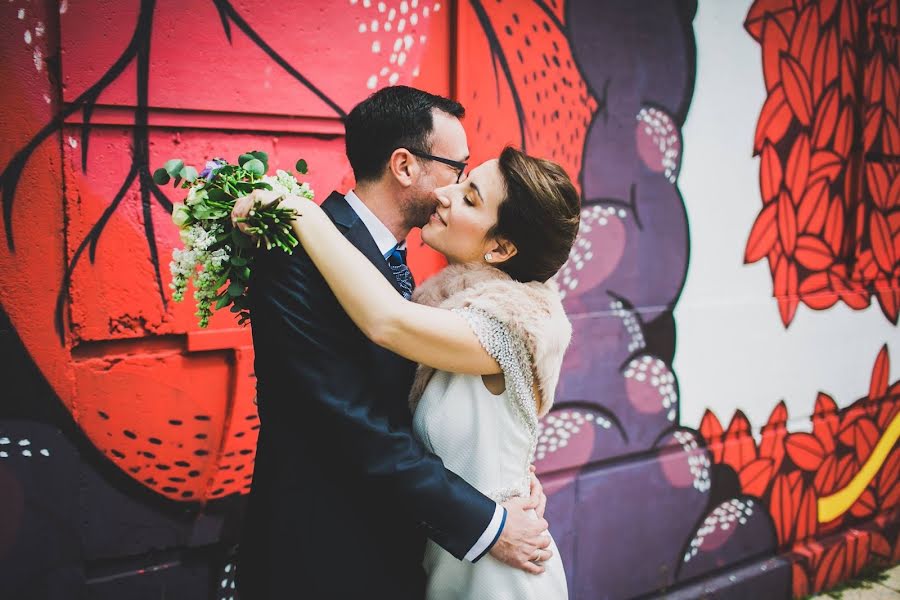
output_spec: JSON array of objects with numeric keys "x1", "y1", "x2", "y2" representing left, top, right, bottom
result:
[{"x1": 405, "y1": 148, "x2": 468, "y2": 182}]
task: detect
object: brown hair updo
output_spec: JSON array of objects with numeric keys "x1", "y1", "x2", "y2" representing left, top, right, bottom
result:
[{"x1": 490, "y1": 147, "x2": 581, "y2": 283}]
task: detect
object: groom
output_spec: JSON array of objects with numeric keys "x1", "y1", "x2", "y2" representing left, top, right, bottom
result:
[{"x1": 236, "y1": 86, "x2": 552, "y2": 599}]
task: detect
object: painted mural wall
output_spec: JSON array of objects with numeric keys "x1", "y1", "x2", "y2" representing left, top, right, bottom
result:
[{"x1": 0, "y1": 0, "x2": 896, "y2": 598}]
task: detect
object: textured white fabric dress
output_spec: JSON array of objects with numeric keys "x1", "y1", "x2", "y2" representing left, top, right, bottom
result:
[{"x1": 412, "y1": 307, "x2": 569, "y2": 600}]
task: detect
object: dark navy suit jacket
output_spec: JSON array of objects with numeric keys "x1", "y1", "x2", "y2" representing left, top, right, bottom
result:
[{"x1": 237, "y1": 192, "x2": 496, "y2": 599}]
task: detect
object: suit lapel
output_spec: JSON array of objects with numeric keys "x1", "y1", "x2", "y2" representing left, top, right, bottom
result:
[{"x1": 321, "y1": 192, "x2": 406, "y2": 296}]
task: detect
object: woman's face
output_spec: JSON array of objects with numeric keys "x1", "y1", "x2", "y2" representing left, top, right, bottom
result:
[{"x1": 421, "y1": 158, "x2": 507, "y2": 264}]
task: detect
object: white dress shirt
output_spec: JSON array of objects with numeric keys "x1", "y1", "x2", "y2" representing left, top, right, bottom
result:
[{"x1": 344, "y1": 190, "x2": 506, "y2": 562}]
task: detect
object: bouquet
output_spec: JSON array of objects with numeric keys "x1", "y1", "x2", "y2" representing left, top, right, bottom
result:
[{"x1": 155, "y1": 151, "x2": 313, "y2": 327}]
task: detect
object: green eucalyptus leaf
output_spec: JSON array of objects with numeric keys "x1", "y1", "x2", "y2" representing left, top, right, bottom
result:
[
  {"x1": 295, "y1": 159, "x2": 308, "y2": 174},
  {"x1": 207, "y1": 187, "x2": 231, "y2": 203},
  {"x1": 243, "y1": 159, "x2": 265, "y2": 176},
  {"x1": 231, "y1": 256, "x2": 248, "y2": 267},
  {"x1": 238, "y1": 153, "x2": 256, "y2": 167},
  {"x1": 164, "y1": 159, "x2": 185, "y2": 176},
  {"x1": 180, "y1": 165, "x2": 199, "y2": 182},
  {"x1": 250, "y1": 150, "x2": 268, "y2": 164},
  {"x1": 227, "y1": 281, "x2": 244, "y2": 297},
  {"x1": 152, "y1": 168, "x2": 170, "y2": 185},
  {"x1": 215, "y1": 294, "x2": 232, "y2": 310}
]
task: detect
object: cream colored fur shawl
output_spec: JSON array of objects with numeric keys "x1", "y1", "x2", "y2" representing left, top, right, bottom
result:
[{"x1": 408, "y1": 263, "x2": 572, "y2": 418}]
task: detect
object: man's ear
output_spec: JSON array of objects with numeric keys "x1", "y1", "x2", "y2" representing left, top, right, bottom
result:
[{"x1": 388, "y1": 148, "x2": 419, "y2": 188}]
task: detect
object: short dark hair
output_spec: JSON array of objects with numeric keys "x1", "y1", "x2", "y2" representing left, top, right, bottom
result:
[
  {"x1": 344, "y1": 86, "x2": 465, "y2": 183},
  {"x1": 491, "y1": 147, "x2": 581, "y2": 283}
]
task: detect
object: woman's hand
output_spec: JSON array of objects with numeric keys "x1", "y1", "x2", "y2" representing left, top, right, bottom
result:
[{"x1": 231, "y1": 189, "x2": 282, "y2": 235}]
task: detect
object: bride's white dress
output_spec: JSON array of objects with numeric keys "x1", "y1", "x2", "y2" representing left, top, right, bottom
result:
[{"x1": 412, "y1": 307, "x2": 569, "y2": 600}]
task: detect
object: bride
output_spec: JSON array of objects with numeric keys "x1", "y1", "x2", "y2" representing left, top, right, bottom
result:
[{"x1": 240, "y1": 146, "x2": 579, "y2": 600}]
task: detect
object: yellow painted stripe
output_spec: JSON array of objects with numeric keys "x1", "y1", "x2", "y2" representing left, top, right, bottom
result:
[{"x1": 818, "y1": 413, "x2": 900, "y2": 523}]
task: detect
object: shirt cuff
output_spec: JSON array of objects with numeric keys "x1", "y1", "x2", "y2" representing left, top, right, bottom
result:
[{"x1": 464, "y1": 503, "x2": 506, "y2": 563}]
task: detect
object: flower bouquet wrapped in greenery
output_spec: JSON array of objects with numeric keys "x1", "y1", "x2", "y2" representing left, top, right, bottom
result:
[{"x1": 155, "y1": 151, "x2": 312, "y2": 327}]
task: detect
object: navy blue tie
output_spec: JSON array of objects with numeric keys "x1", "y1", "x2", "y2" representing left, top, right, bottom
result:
[{"x1": 387, "y1": 245, "x2": 414, "y2": 300}]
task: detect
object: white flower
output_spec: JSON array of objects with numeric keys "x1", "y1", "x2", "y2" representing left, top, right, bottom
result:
[{"x1": 185, "y1": 185, "x2": 207, "y2": 206}]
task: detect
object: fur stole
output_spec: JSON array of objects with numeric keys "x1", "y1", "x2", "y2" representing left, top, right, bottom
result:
[{"x1": 408, "y1": 263, "x2": 572, "y2": 417}]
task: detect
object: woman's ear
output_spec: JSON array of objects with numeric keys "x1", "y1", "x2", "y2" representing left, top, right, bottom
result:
[
  {"x1": 486, "y1": 237, "x2": 518, "y2": 264},
  {"x1": 388, "y1": 148, "x2": 419, "y2": 188}
]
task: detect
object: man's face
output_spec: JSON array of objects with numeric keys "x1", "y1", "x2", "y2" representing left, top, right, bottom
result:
[{"x1": 403, "y1": 110, "x2": 470, "y2": 229}]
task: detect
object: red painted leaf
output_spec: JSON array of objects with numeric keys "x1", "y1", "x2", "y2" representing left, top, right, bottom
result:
[
  {"x1": 887, "y1": 174, "x2": 900, "y2": 210},
  {"x1": 870, "y1": 210, "x2": 896, "y2": 273},
  {"x1": 781, "y1": 53, "x2": 814, "y2": 125},
  {"x1": 794, "y1": 484, "x2": 817, "y2": 542},
  {"x1": 723, "y1": 410, "x2": 757, "y2": 471},
  {"x1": 745, "y1": 0, "x2": 795, "y2": 40},
  {"x1": 785, "y1": 432, "x2": 826, "y2": 471},
  {"x1": 838, "y1": 417, "x2": 880, "y2": 464},
  {"x1": 875, "y1": 284, "x2": 900, "y2": 325},
  {"x1": 813, "y1": 453, "x2": 838, "y2": 494},
  {"x1": 840, "y1": 47, "x2": 857, "y2": 101},
  {"x1": 876, "y1": 447, "x2": 899, "y2": 507},
  {"x1": 755, "y1": 85, "x2": 794, "y2": 152},
  {"x1": 812, "y1": 85, "x2": 840, "y2": 149},
  {"x1": 745, "y1": 201, "x2": 780, "y2": 263},
  {"x1": 829, "y1": 269, "x2": 870, "y2": 309},
  {"x1": 809, "y1": 150, "x2": 842, "y2": 183},
  {"x1": 798, "y1": 178, "x2": 830, "y2": 233},
  {"x1": 800, "y1": 271, "x2": 837, "y2": 309},
  {"x1": 832, "y1": 104, "x2": 854, "y2": 157},
  {"x1": 775, "y1": 254, "x2": 799, "y2": 326},
  {"x1": 818, "y1": 0, "x2": 839, "y2": 23},
  {"x1": 823, "y1": 197, "x2": 844, "y2": 255},
  {"x1": 789, "y1": 3, "x2": 819, "y2": 70},
  {"x1": 740, "y1": 457, "x2": 775, "y2": 497},
  {"x1": 762, "y1": 17, "x2": 790, "y2": 91},
  {"x1": 768, "y1": 399, "x2": 789, "y2": 426},
  {"x1": 811, "y1": 28, "x2": 839, "y2": 99},
  {"x1": 770, "y1": 473, "x2": 796, "y2": 545},
  {"x1": 864, "y1": 105, "x2": 883, "y2": 152},
  {"x1": 849, "y1": 488, "x2": 876, "y2": 518},
  {"x1": 838, "y1": 0, "x2": 858, "y2": 46},
  {"x1": 760, "y1": 143, "x2": 783, "y2": 202},
  {"x1": 795, "y1": 234, "x2": 835, "y2": 270},
  {"x1": 877, "y1": 396, "x2": 899, "y2": 430},
  {"x1": 699, "y1": 409, "x2": 724, "y2": 463},
  {"x1": 864, "y1": 51, "x2": 884, "y2": 105},
  {"x1": 870, "y1": 532, "x2": 892, "y2": 559},
  {"x1": 786, "y1": 133, "x2": 811, "y2": 200},
  {"x1": 815, "y1": 541, "x2": 848, "y2": 591},
  {"x1": 812, "y1": 391, "x2": 840, "y2": 448},
  {"x1": 778, "y1": 190, "x2": 798, "y2": 255},
  {"x1": 792, "y1": 562, "x2": 811, "y2": 598},
  {"x1": 869, "y1": 344, "x2": 889, "y2": 400},
  {"x1": 839, "y1": 404, "x2": 866, "y2": 434},
  {"x1": 866, "y1": 163, "x2": 891, "y2": 211}
]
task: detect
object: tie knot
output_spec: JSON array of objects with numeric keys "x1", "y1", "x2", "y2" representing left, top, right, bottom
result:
[{"x1": 388, "y1": 244, "x2": 407, "y2": 266}]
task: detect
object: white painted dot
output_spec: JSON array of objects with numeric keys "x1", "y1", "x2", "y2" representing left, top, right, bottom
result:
[
  {"x1": 380, "y1": 66, "x2": 390, "y2": 76},
  {"x1": 371, "y1": 40, "x2": 381, "y2": 52},
  {"x1": 35, "y1": 22, "x2": 45, "y2": 37},
  {"x1": 24, "y1": 30, "x2": 32, "y2": 44},
  {"x1": 225, "y1": 564, "x2": 232, "y2": 573},
  {"x1": 59, "y1": 0, "x2": 68, "y2": 14},
  {"x1": 389, "y1": 72, "x2": 400, "y2": 85},
  {"x1": 358, "y1": 22, "x2": 368, "y2": 32},
  {"x1": 423, "y1": 6, "x2": 429, "y2": 17},
  {"x1": 363, "y1": 0, "x2": 371, "y2": 7},
  {"x1": 398, "y1": 18, "x2": 405, "y2": 32},
  {"x1": 18, "y1": 439, "x2": 30, "y2": 446},
  {"x1": 221, "y1": 579, "x2": 228, "y2": 588},
  {"x1": 378, "y1": 1, "x2": 386, "y2": 11},
  {"x1": 389, "y1": 53, "x2": 397, "y2": 64},
  {"x1": 404, "y1": 34, "x2": 414, "y2": 49},
  {"x1": 394, "y1": 38, "x2": 403, "y2": 52},
  {"x1": 410, "y1": 13, "x2": 418, "y2": 25},
  {"x1": 370, "y1": 19, "x2": 379, "y2": 32},
  {"x1": 412, "y1": 65, "x2": 420, "y2": 77},
  {"x1": 40, "y1": 449, "x2": 50, "y2": 457},
  {"x1": 420, "y1": 34, "x2": 427, "y2": 43},
  {"x1": 412, "y1": 0, "x2": 418, "y2": 6},
  {"x1": 22, "y1": 449, "x2": 32, "y2": 457},
  {"x1": 398, "y1": 51, "x2": 407, "y2": 66},
  {"x1": 0, "y1": 452, "x2": 6, "y2": 458},
  {"x1": 0, "y1": 438, "x2": 8, "y2": 445},
  {"x1": 388, "y1": 8, "x2": 396, "y2": 20},
  {"x1": 18, "y1": 8, "x2": 25, "y2": 19},
  {"x1": 367, "y1": 75, "x2": 378, "y2": 89},
  {"x1": 384, "y1": 21, "x2": 392, "y2": 31},
  {"x1": 434, "y1": 2, "x2": 441, "y2": 11},
  {"x1": 68, "y1": 136, "x2": 78, "y2": 148}
]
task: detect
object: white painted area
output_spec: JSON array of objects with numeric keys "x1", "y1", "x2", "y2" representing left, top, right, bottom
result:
[{"x1": 674, "y1": 0, "x2": 900, "y2": 431}]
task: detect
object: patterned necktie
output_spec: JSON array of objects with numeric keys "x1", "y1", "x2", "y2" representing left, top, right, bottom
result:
[{"x1": 387, "y1": 244, "x2": 414, "y2": 300}]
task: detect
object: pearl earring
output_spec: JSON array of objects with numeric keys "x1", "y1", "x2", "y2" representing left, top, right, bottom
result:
[{"x1": 484, "y1": 253, "x2": 493, "y2": 262}]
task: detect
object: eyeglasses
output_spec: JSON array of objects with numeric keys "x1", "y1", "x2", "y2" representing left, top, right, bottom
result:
[{"x1": 406, "y1": 148, "x2": 468, "y2": 183}]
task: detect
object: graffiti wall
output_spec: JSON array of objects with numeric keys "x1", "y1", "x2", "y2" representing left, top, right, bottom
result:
[{"x1": 0, "y1": 0, "x2": 896, "y2": 598}]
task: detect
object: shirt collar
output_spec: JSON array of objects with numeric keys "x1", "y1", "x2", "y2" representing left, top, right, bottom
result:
[{"x1": 344, "y1": 190, "x2": 403, "y2": 258}]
